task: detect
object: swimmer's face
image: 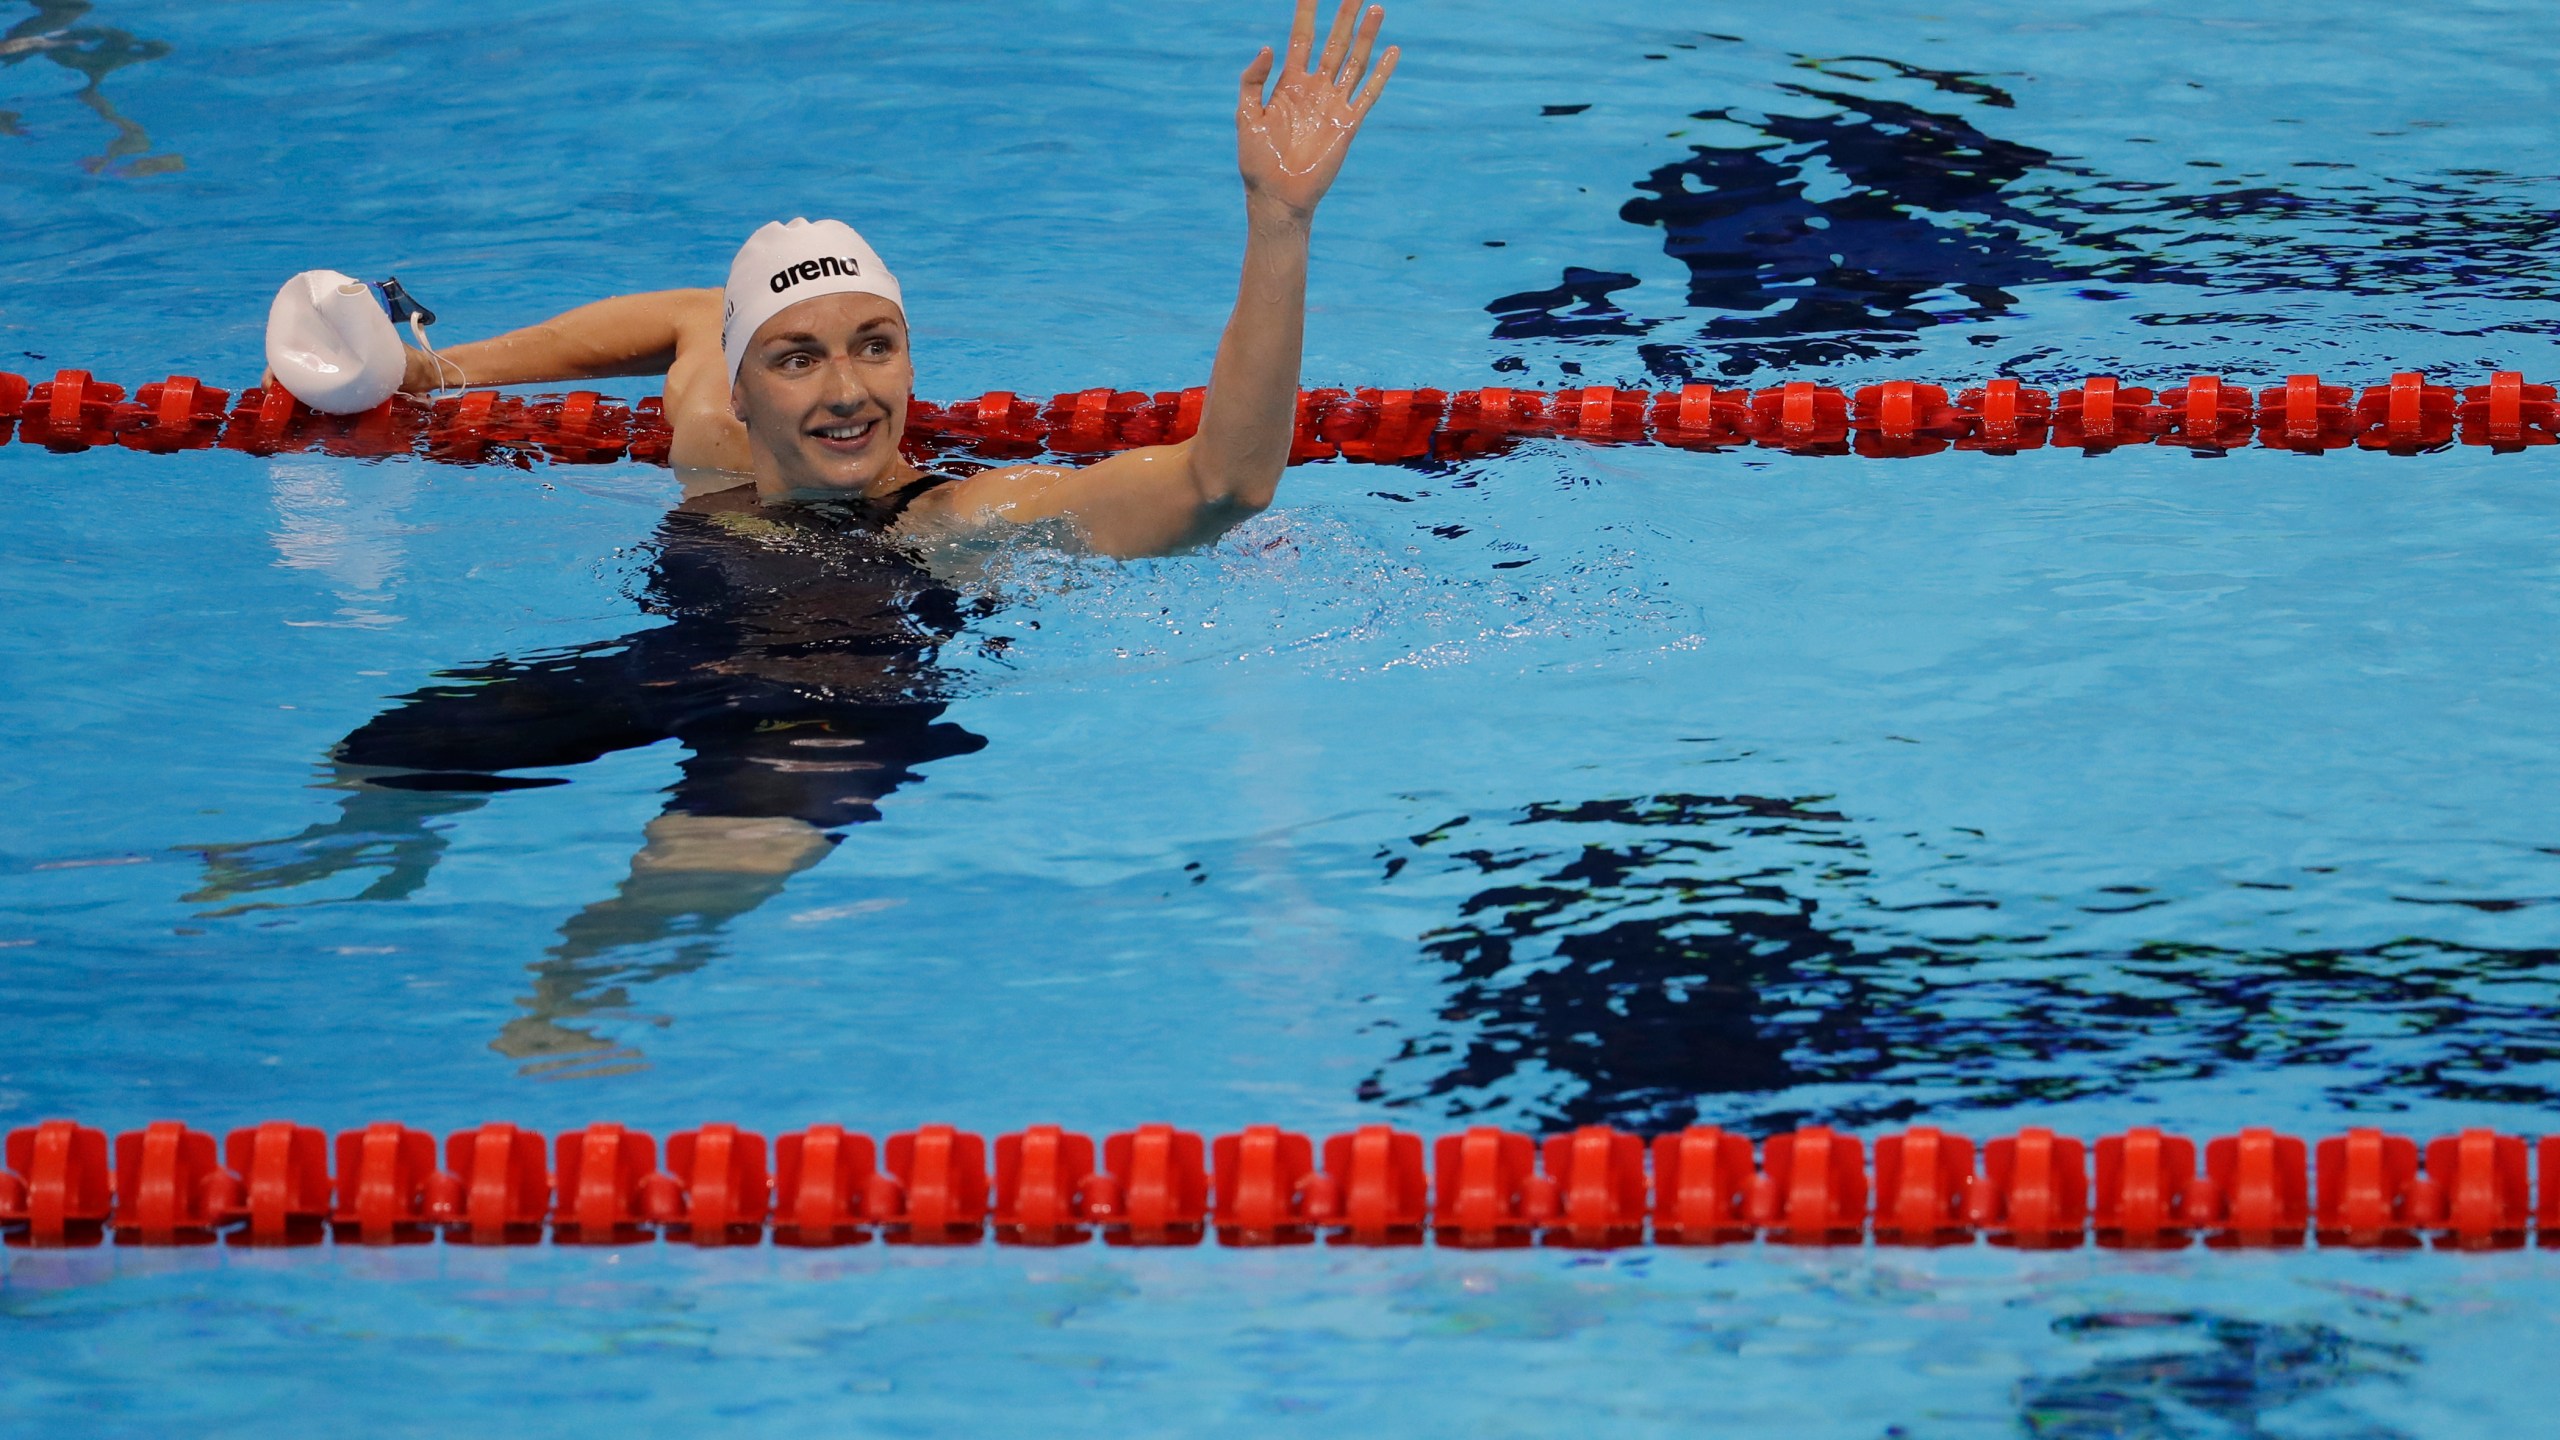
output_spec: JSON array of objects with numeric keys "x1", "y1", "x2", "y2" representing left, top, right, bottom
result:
[{"x1": 731, "y1": 292, "x2": 914, "y2": 500}]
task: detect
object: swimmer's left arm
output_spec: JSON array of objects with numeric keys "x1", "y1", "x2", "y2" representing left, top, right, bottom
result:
[
  {"x1": 905, "y1": 0, "x2": 1396, "y2": 558},
  {"x1": 396, "y1": 289, "x2": 723, "y2": 393}
]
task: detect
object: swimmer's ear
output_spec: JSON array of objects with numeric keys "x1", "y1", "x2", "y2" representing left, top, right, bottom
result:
[{"x1": 730, "y1": 381, "x2": 748, "y2": 425}]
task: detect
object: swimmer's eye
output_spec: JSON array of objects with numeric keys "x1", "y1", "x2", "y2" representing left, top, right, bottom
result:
[{"x1": 861, "y1": 337, "x2": 899, "y2": 359}]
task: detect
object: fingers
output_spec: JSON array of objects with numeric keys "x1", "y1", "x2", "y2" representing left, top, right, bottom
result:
[
  {"x1": 1283, "y1": 0, "x2": 1318, "y2": 70},
  {"x1": 1350, "y1": 44, "x2": 1399, "y2": 118},
  {"x1": 1313, "y1": 0, "x2": 1360, "y2": 77},
  {"x1": 1337, "y1": 4, "x2": 1383, "y2": 89},
  {"x1": 1238, "y1": 47, "x2": 1274, "y2": 110}
]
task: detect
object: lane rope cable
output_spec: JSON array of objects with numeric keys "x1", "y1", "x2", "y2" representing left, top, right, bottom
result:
[
  {"x1": 3, "y1": 1116, "x2": 2551, "y2": 1251},
  {"x1": 3, "y1": 368, "x2": 2556, "y2": 468}
]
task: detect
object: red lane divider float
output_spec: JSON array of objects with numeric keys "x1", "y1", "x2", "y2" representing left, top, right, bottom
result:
[
  {"x1": 3, "y1": 1117, "x2": 2554, "y2": 1251},
  {"x1": 6, "y1": 369, "x2": 2559, "y2": 471}
]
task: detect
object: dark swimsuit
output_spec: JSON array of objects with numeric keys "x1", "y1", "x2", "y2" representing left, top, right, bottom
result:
[{"x1": 335, "y1": 473, "x2": 988, "y2": 829}]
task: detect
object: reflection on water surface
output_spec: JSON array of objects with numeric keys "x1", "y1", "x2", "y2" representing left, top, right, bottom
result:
[
  {"x1": 1371, "y1": 792, "x2": 2560, "y2": 1133},
  {"x1": 2024, "y1": 1311, "x2": 2416, "y2": 1440},
  {"x1": 1491, "y1": 48, "x2": 2560, "y2": 379},
  {"x1": 2, "y1": 2, "x2": 179, "y2": 177}
]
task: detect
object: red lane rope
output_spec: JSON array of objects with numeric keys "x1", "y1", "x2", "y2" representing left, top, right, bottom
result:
[
  {"x1": 3, "y1": 1117, "x2": 2550, "y2": 1250},
  {"x1": 3, "y1": 369, "x2": 2556, "y2": 469}
]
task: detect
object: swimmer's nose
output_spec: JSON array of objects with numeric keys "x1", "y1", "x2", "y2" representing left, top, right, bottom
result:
[{"x1": 816, "y1": 359, "x2": 883, "y2": 416}]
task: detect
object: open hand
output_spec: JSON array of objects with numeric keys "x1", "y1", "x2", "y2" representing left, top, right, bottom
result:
[{"x1": 1236, "y1": 0, "x2": 1397, "y2": 220}]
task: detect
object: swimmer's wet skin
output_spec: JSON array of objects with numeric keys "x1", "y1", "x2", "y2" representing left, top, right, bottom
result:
[{"x1": 366, "y1": 0, "x2": 1398, "y2": 559}]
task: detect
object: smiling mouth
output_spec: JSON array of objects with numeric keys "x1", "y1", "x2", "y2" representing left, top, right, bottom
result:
[{"x1": 807, "y1": 418, "x2": 879, "y2": 451}]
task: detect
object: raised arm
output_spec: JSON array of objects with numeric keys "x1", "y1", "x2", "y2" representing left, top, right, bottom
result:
[
  {"x1": 391, "y1": 289, "x2": 722, "y2": 394},
  {"x1": 906, "y1": 0, "x2": 1397, "y2": 558}
]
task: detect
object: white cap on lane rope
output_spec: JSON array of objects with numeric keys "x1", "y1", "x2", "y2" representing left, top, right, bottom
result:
[
  {"x1": 721, "y1": 219, "x2": 905, "y2": 384},
  {"x1": 264, "y1": 270, "x2": 408, "y2": 415}
]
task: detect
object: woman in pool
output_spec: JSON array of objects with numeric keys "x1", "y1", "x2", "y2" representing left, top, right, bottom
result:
[
  {"x1": 381, "y1": 0, "x2": 1395, "y2": 559},
  {"x1": 194, "y1": 0, "x2": 1399, "y2": 1070}
]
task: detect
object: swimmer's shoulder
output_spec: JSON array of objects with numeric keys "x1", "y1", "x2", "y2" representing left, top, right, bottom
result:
[
  {"x1": 665, "y1": 287, "x2": 724, "y2": 337},
  {"x1": 891, "y1": 461, "x2": 1075, "y2": 531},
  {"x1": 663, "y1": 288, "x2": 749, "y2": 473},
  {"x1": 663, "y1": 288, "x2": 728, "y2": 388}
]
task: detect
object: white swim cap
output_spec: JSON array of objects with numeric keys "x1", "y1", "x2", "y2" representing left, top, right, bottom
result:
[
  {"x1": 721, "y1": 218, "x2": 905, "y2": 384},
  {"x1": 265, "y1": 270, "x2": 408, "y2": 414}
]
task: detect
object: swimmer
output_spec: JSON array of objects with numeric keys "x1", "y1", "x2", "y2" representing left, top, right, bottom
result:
[
  {"x1": 200, "y1": 1, "x2": 1399, "y2": 1068},
  {"x1": 366, "y1": 0, "x2": 1397, "y2": 558}
]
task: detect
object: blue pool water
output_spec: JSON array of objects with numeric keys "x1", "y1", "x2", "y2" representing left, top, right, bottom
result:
[{"x1": 5, "y1": 0, "x2": 2560, "y2": 1432}]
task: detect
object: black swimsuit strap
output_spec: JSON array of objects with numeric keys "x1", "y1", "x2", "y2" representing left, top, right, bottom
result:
[{"x1": 877, "y1": 469, "x2": 964, "y2": 522}]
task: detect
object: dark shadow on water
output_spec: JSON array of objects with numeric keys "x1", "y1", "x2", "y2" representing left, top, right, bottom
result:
[
  {"x1": 2020, "y1": 1312, "x2": 2416, "y2": 1440},
  {"x1": 3, "y1": 2, "x2": 180, "y2": 177},
  {"x1": 1364, "y1": 793, "x2": 2560, "y2": 1134},
  {"x1": 1491, "y1": 49, "x2": 2560, "y2": 379}
]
